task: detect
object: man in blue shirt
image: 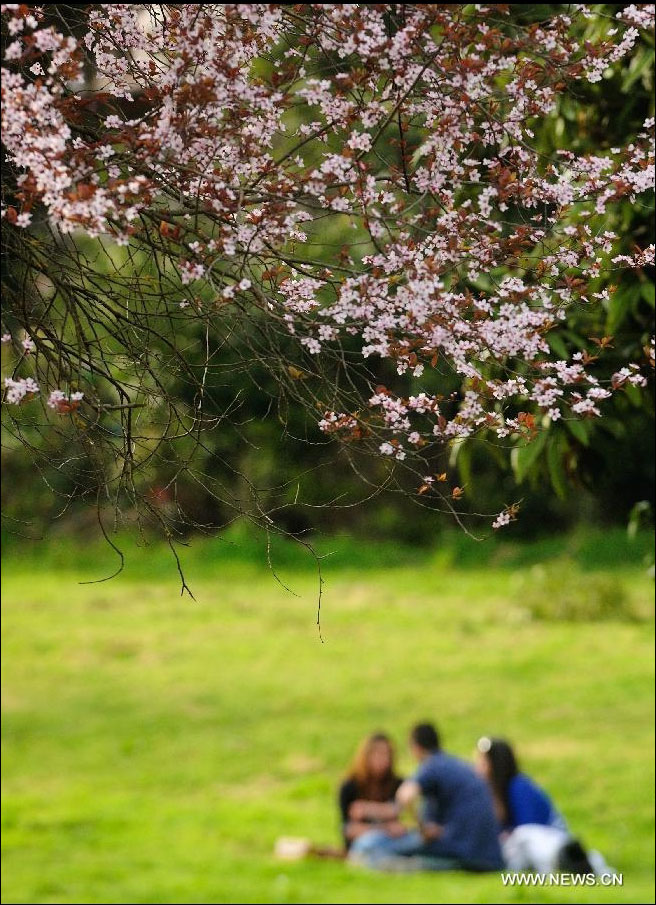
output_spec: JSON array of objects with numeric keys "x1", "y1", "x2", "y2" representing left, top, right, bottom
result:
[{"x1": 349, "y1": 722, "x2": 503, "y2": 871}]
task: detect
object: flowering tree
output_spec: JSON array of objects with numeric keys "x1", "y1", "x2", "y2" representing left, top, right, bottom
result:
[{"x1": 1, "y1": 3, "x2": 654, "y2": 541}]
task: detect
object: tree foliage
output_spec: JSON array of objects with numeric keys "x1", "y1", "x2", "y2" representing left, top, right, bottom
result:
[{"x1": 1, "y1": 4, "x2": 654, "y2": 545}]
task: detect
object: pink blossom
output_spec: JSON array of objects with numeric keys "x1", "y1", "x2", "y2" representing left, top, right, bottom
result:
[
  {"x1": 4, "y1": 376, "x2": 39, "y2": 403},
  {"x1": 1, "y1": 3, "x2": 653, "y2": 531},
  {"x1": 47, "y1": 389, "x2": 84, "y2": 411}
]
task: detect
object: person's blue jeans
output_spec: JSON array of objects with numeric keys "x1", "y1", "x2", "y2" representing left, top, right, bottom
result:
[{"x1": 348, "y1": 829, "x2": 461, "y2": 871}]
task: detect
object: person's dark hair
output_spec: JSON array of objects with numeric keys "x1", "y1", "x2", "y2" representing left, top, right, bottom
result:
[
  {"x1": 477, "y1": 737, "x2": 519, "y2": 825},
  {"x1": 410, "y1": 722, "x2": 440, "y2": 752}
]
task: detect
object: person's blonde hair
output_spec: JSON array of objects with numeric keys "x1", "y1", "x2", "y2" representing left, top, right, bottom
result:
[{"x1": 345, "y1": 732, "x2": 400, "y2": 800}]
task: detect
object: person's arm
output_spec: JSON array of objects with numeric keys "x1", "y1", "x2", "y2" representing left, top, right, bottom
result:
[
  {"x1": 338, "y1": 780, "x2": 357, "y2": 825},
  {"x1": 344, "y1": 816, "x2": 408, "y2": 840},
  {"x1": 396, "y1": 778, "x2": 444, "y2": 841},
  {"x1": 343, "y1": 819, "x2": 375, "y2": 842},
  {"x1": 349, "y1": 799, "x2": 400, "y2": 821},
  {"x1": 338, "y1": 779, "x2": 359, "y2": 848},
  {"x1": 420, "y1": 821, "x2": 444, "y2": 842},
  {"x1": 396, "y1": 779, "x2": 421, "y2": 810}
]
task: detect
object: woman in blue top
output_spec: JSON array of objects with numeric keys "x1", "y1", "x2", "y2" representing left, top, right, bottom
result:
[
  {"x1": 474, "y1": 737, "x2": 566, "y2": 832},
  {"x1": 474, "y1": 737, "x2": 601, "y2": 876}
]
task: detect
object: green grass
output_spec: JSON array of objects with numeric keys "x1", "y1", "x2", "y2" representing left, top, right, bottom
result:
[{"x1": 1, "y1": 530, "x2": 655, "y2": 904}]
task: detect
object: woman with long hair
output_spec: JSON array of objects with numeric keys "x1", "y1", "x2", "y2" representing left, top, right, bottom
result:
[
  {"x1": 339, "y1": 732, "x2": 405, "y2": 850},
  {"x1": 474, "y1": 737, "x2": 610, "y2": 876},
  {"x1": 474, "y1": 737, "x2": 565, "y2": 832}
]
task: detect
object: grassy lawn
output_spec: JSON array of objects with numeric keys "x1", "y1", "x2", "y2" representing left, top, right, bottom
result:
[{"x1": 1, "y1": 530, "x2": 654, "y2": 904}]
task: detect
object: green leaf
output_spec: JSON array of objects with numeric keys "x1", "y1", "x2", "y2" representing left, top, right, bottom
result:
[
  {"x1": 454, "y1": 441, "x2": 473, "y2": 490},
  {"x1": 606, "y1": 287, "x2": 632, "y2": 334},
  {"x1": 561, "y1": 328, "x2": 587, "y2": 351},
  {"x1": 640, "y1": 283, "x2": 655, "y2": 309},
  {"x1": 511, "y1": 430, "x2": 548, "y2": 484},
  {"x1": 565, "y1": 418, "x2": 590, "y2": 447},
  {"x1": 621, "y1": 47, "x2": 655, "y2": 92},
  {"x1": 598, "y1": 418, "x2": 627, "y2": 439},
  {"x1": 547, "y1": 332, "x2": 570, "y2": 359},
  {"x1": 547, "y1": 435, "x2": 569, "y2": 500},
  {"x1": 624, "y1": 382, "x2": 643, "y2": 407}
]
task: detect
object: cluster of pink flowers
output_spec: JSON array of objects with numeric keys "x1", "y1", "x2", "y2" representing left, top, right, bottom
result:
[
  {"x1": 46, "y1": 389, "x2": 84, "y2": 412},
  {"x1": 2, "y1": 376, "x2": 83, "y2": 412},
  {"x1": 2, "y1": 4, "x2": 654, "y2": 527},
  {"x1": 3, "y1": 376, "x2": 39, "y2": 404},
  {"x1": 619, "y1": 5, "x2": 656, "y2": 29},
  {"x1": 492, "y1": 510, "x2": 512, "y2": 530}
]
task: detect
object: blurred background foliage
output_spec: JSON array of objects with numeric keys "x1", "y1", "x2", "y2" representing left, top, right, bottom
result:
[{"x1": 1, "y1": 4, "x2": 654, "y2": 548}]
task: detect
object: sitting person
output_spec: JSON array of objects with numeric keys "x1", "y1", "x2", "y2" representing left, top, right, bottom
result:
[
  {"x1": 475, "y1": 736, "x2": 608, "y2": 876},
  {"x1": 349, "y1": 722, "x2": 504, "y2": 872},
  {"x1": 339, "y1": 732, "x2": 405, "y2": 851},
  {"x1": 474, "y1": 736, "x2": 566, "y2": 832}
]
